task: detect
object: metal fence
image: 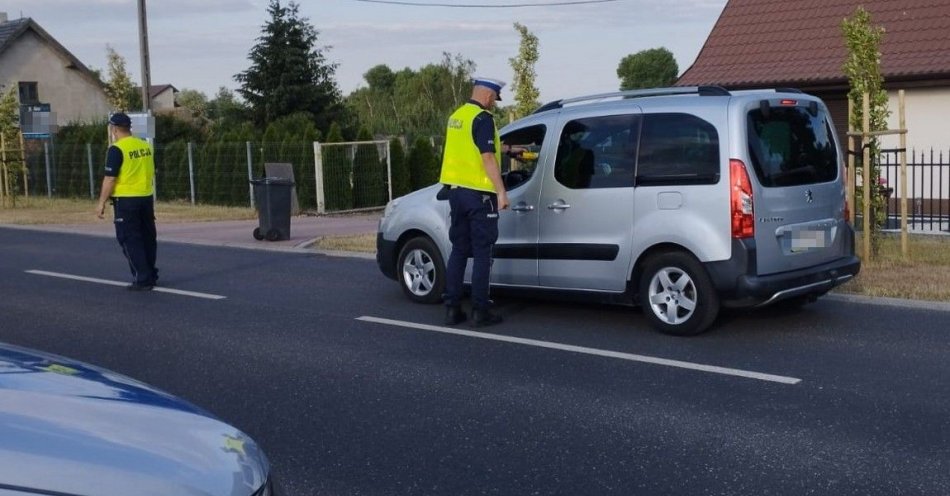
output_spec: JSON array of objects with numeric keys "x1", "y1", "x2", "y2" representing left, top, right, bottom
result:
[
  {"x1": 19, "y1": 139, "x2": 393, "y2": 214},
  {"x1": 24, "y1": 138, "x2": 944, "y2": 231},
  {"x1": 879, "y1": 148, "x2": 950, "y2": 233}
]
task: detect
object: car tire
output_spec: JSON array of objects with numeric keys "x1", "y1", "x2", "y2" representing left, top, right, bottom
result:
[
  {"x1": 638, "y1": 251, "x2": 719, "y2": 336},
  {"x1": 397, "y1": 236, "x2": 445, "y2": 304}
]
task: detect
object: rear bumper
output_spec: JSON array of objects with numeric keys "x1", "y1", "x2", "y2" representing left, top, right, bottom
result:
[
  {"x1": 705, "y1": 237, "x2": 861, "y2": 308},
  {"x1": 735, "y1": 255, "x2": 861, "y2": 307},
  {"x1": 377, "y1": 233, "x2": 398, "y2": 281}
]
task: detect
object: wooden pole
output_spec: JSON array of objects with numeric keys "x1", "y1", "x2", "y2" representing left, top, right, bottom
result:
[
  {"x1": 1, "y1": 133, "x2": 8, "y2": 206},
  {"x1": 862, "y1": 92, "x2": 871, "y2": 262},
  {"x1": 898, "y1": 89, "x2": 908, "y2": 259},
  {"x1": 20, "y1": 131, "x2": 29, "y2": 198},
  {"x1": 137, "y1": 0, "x2": 152, "y2": 112},
  {"x1": 847, "y1": 99, "x2": 856, "y2": 224}
]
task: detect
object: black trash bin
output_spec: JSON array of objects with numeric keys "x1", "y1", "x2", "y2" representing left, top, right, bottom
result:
[{"x1": 250, "y1": 177, "x2": 295, "y2": 241}]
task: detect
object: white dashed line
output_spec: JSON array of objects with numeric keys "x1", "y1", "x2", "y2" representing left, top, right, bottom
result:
[
  {"x1": 26, "y1": 270, "x2": 226, "y2": 300},
  {"x1": 357, "y1": 316, "x2": 802, "y2": 385}
]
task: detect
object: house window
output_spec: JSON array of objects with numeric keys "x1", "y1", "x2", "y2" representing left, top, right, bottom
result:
[{"x1": 18, "y1": 82, "x2": 39, "y2": 105}]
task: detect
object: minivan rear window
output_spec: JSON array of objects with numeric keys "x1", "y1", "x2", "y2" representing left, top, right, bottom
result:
[{"x1": 747, "y1": 106, "x2": 838, "y2": 187}]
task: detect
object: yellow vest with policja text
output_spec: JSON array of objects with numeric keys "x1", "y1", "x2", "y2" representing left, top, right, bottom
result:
[
  {"x1": 112, "y1": 136, "x2": 155, "y2": 197},
  {"x1": 439, "y1": 103, "x2": 502, "y2": 193}
]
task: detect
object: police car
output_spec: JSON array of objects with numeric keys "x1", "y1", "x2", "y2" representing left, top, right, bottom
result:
[{"x1": 0, "y1": 341, "x2": 277, "y2": 496}]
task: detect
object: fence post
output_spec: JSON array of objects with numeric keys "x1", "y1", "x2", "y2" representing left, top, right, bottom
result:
[
  {"x1": 898, "y1": 89, "x2": 908, "y2": 259},
  {"x1": 861, "y1": 93, "x2": 871, "y2": 261},
  {"x1": 146, "y1": 138, "x2": 156, "y2": 201},
  {"x1": 847, "y1": 100, "x2": 856, "y2": 224},
  {"x1": 385, "y1": 140, "x2": 392, "y2": 202},
  {"x1": 314, "y1": 141, "x2": 325, "y2": 214},
  {"x1": 86, "y1": 143, "x2": 95, "y2": 199},
  {"x1": 187, "y1": 142, "x2": 196, "y2": 206},
  {"x1": 44, "y1": 140, "x2": 52, "y2": 198},
  {"x1": 246, "y1": 141, "x2": 254, "y2": 209}
]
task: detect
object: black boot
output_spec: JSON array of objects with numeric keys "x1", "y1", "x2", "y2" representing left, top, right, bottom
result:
[
  {"x1": 444, "y1": 306, "x2": 467, "y2": 325},
  {"x1": 472, "y1": 308, "x2": 503, "y2": 327}
]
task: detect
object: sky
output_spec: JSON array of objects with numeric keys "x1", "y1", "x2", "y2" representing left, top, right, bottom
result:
[{"x1": 2, "y1": 0, "x2": 728, "y2": 104}]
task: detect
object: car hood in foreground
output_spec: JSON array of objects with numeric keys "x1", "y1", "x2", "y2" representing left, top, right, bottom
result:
[{"x1": 0, "y1": 342, "x2": 269, "y2": 496}]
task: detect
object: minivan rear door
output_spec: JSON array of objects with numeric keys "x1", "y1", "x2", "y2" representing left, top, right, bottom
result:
[{"x1": 741, "y1": 97, "x2": 848, "y2": 275}]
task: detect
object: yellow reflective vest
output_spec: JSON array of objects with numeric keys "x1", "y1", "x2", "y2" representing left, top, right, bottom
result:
[
  {"x1": 112, "y1": 136, "x2": 154, "y2": 197},
  {"x1": 439, "y1": 103, "x2": 501, "y2": 193}
]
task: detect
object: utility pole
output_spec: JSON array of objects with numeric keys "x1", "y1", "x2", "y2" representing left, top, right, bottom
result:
[{"x1": 137, "y1": 0, "x2": 152, "y2": 112}]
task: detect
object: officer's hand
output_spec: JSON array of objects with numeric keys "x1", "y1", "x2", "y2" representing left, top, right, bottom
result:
[
  {"x1": 497, "y1": 191, "x2": 510, "y2": 210},
  {"x1": 95, "y1": 201, "x2": 106, "y2": 220},
  {"x1": 505, "y1": 145, "x2": 525, "y2": 156}
]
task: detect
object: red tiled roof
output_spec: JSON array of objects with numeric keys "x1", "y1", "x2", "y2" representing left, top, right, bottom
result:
[{"x1": 677, "y1": 0, "x2": 950, "y2": 88}]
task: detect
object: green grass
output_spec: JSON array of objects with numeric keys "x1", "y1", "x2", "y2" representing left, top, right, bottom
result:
[
  {"x1": 838, "y1": 233, "x2": 950, "y2": 302},
  {"x1": 309, "y1": 233, "x2": 377, "y2": 253},
  {"x1": 0, "y1": 197, "x2": 256, "y2": 224}
]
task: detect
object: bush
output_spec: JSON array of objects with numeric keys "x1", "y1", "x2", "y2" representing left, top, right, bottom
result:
[{"x1": 408, "y1": 137, "x2": 439, "y2": 191}]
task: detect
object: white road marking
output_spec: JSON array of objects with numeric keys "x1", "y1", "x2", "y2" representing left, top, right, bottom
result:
[
  {"x1": 357, "y1": 316, "x2": 802, "y2": 385},
  {"x1": 26, "y1": 270, "x2": 226, "y2": 300}
]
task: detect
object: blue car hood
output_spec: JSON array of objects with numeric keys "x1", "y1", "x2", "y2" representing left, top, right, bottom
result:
[{"x1": 0, "y1": 342, "x2": 269, "y2": 496}]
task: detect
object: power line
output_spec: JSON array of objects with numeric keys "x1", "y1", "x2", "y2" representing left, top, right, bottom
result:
[{"x1": 353, "y1": 0, "x2": 619, "y2": 7}]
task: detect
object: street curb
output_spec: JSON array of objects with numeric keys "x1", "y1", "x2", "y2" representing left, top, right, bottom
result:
[
  {"x1": 824, "y1": 292, "x2": 950, "y2": 312},
  {"x1": 0, "y1": 224, "x2": 376, "y2": 259}
]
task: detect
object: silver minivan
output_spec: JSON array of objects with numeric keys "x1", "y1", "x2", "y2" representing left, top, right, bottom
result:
[{"x1": 377, "y1": 86, "x2": 860, "y2": 335}]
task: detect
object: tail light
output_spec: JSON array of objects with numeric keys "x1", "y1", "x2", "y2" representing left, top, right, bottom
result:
[{"x1": 730, "y1": 159, "x2": 755, "y2": 239}]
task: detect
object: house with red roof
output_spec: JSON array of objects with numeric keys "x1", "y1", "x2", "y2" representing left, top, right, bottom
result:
[{"x1": 677, "y1": 0, "x2": 950, "y2": 153}]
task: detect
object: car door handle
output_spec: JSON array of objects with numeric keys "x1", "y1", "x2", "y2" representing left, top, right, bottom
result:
[
  {"x1": 547, "y1": 202, "x2": 571, "y2": 211},
  {"x1": 511, "y1": 204, "x2": 535, "y2": 212}
]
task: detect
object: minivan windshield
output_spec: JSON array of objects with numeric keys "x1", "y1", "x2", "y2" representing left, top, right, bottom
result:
[{"x1": 747, "y1": 105, "x2": 838, "y2": 187}]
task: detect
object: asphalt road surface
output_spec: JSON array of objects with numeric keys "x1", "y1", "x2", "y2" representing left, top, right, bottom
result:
[{"x1": 1, "y1": 228, "x2": 948, "y2": 496}]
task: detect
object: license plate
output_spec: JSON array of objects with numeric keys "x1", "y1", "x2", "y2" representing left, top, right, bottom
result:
[{"x1": 788, "y1": 228, "x2": 829, "y2": 253}]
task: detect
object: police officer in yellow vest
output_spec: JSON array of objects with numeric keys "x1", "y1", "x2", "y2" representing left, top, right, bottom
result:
[
  {"x1": 440, "y1": 77, "x2": 511, "y2": 327},
  {"x1": 95, "y1": 112, "x2": 158, "y2": 291}
]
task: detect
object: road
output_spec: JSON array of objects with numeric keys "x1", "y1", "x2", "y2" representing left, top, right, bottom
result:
[{"x1": 1, "y1": 228, "x2": 948, "y2": 496}]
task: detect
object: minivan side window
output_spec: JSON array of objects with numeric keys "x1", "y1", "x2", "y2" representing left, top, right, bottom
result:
[
  {"x1": 554, "y1": 114, "x2": 640, "y2": 189},
  {"x1": 501, "y1": 124, "x2": 546, "y2": 190},
  {"x1": 636, "y1": 113, "x2": 720, "y2": 186},
  {"x1": 747, "y1": 106, "x2": 838, "y2": 187}
]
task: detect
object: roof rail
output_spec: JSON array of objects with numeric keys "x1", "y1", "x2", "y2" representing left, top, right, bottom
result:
[{"x1": 532, "y1": 85, "x2": 730, "y2": 114}]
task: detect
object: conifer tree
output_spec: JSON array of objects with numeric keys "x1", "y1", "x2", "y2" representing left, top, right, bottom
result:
[
  {"x1": 408, "y1": 137, "x2": 439, "y2": 191},
  {"x1": 322, "y1": 123, "x2": 352, "y2": 210},
  {"x1": 352, "y1": 127, "x2": 386, "y2": 208},
  {"x1": 389, "y1": 137, "x2": 410, "y2": 198},
  {"x1": 235, "y1": 0, "x2": 343, "y2": 130}
]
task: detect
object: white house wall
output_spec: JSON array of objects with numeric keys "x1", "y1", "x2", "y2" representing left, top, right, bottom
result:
[
  {"x1": 151, "y1": 89, "x2": 176, "y2": 111},
  {"x1": 878, "y1": 87, "x2": 950, "y2": 202},
  {"x1": 882, "y1": 87, "x2": 950, "y2": 154},
  {"x1": 0, "y1": 29, "x2": 110, "y2": 125}
]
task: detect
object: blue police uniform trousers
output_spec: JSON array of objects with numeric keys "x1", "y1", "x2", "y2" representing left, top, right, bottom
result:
[
  {"x1": 113, "y1": 196, "x2": 158, "y2": 286},
  {"x1": 444, "y1": 187, "x2": 499, "y2": 311}
]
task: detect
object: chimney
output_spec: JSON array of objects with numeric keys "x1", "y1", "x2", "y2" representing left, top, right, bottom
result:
[{"x1": 0, "y1": 13, "x2": 8, "y2": 24}]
